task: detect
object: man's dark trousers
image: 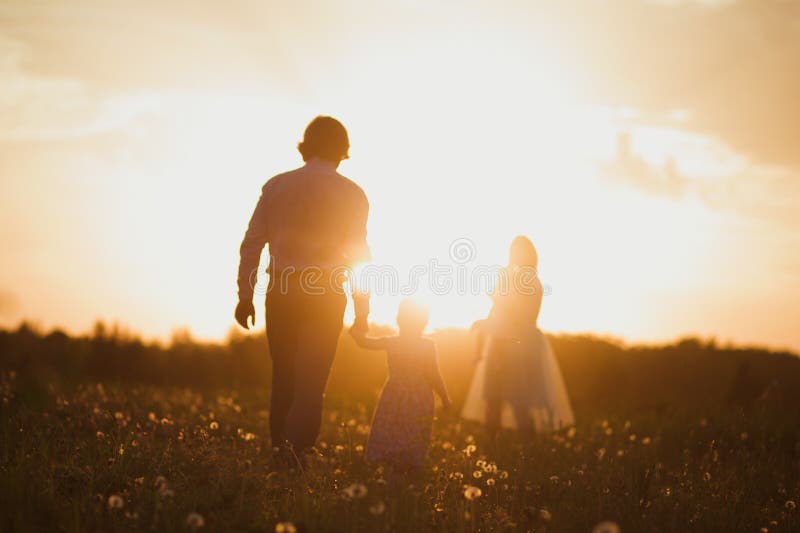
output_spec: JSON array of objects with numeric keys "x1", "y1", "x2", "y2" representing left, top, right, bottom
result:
[{"x1": 265, "y1": 275, "x2": 346, "y2": 452}]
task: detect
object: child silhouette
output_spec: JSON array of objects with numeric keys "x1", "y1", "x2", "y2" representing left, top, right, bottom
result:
[{"x1": 350, "y1": 299, "x2": 451, "y2": 471}]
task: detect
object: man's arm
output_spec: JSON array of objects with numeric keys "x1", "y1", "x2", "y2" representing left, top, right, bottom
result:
[
  {"x1": 235, "y1": 182, "x2": 271, "y2": 329},
  {"x1": 348, "y1": 189, "x2": 371, "y2": 333}
]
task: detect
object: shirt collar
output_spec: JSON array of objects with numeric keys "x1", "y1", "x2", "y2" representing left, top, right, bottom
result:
[{"x1": 305, "y1": 157, "x2": 338, "y2": 171}]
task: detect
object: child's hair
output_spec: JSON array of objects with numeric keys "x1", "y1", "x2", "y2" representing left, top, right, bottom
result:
[{"x1": 397, "y1": 298, "x2": 430, "y2": 334}]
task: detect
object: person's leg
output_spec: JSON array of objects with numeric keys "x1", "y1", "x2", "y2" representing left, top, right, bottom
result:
[
  {"x1": 485, "y1": 398, "x2": 502, "y2": 441},
  {"x1": 265, "y1": 290, "x2": 298, "y2": 449},
  {"x1": 511, "y1": 403, "x2": 535, "y2": 438},
  {"x1": 284, "y1": 291, "x2": 346, "y2": 451}
]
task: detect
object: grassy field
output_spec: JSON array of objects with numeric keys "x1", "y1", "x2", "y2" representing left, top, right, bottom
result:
[{"x1": 1, "y1": 325, "x2": 799, "y2": 531}]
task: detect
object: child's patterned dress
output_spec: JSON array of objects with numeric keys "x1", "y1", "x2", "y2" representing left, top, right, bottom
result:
[{"x1": 366, "y1": 336, "x2": 440, "y2": 467}]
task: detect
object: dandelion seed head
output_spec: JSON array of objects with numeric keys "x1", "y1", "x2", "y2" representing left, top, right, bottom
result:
[
  {"x1": 343, "y1": 483, "x2": 368, "y2": 499},
  {"x1": 107, "y1": 494, "x2": 124, "y2": 510},
  {"x1": 463, "y1": 485, "x2": 482, "y2": 500},
  {"x1": 593, "y1": 520, "x2": 621, "y2": 533},
  {"x1": 186, "y1": 512, "x2": 205, "y2": 529}
]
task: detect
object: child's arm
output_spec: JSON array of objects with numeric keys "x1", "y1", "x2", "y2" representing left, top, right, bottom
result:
[
  {"x1": 425, "y1": 342, "x2": 452, "y2": 409},
  {"x1": 349, "y1": 329, "x2": 390, "y2": 351}
]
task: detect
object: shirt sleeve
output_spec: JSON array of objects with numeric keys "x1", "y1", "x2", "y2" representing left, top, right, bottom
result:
[
  {"x1": 237, "y1": 181, "x2": 272, "y2": 301},
  {"x1": 346, "y1": 189, "x2": 371, "y2": 265}
]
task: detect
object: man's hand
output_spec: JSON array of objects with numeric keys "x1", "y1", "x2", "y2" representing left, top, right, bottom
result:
[
  {"x1": 235, "y1": 300, "x2": 256, "y2": 330},
  {"x1": 350, "y1": 314, "x2": 368, "y2": 337}
]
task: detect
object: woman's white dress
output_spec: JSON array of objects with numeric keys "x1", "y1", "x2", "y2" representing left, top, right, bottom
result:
[{"x1": 461, "y1": 326, "x2": 575, "y2": 431}]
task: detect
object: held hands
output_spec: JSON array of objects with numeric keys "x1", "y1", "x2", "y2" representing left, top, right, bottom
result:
[
  {"x1": 349, "y1": 314, "x2": 369, "y2": 338},
  {"x1": 234, "y1": 300, "x2": 256, "y2": 330}
]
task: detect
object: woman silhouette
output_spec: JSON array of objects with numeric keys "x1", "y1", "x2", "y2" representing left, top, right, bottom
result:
[{"x1": 461, "y1": 236, "x2": 574, "y2": 438}]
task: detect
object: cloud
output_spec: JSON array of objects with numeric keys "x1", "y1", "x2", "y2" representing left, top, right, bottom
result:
[
  {"x1": 560, "y1": 0, "x2": 800, "y2": 169},
  {"x1": 0, "y1": 33, "x2": 161, "y2": 142},
  {"x1": 600, "y1": 129, "x2": 800, "y2": 228}
]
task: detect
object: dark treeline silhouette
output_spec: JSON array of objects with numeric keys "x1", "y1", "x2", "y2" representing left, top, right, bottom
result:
[{"x1": 2, "y1": 322, "x2": 798, "y2": 422}]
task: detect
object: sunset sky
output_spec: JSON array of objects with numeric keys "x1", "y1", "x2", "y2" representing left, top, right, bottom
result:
[{"x1": 1, "y1": 0, "x2": 799, "y2": 350}]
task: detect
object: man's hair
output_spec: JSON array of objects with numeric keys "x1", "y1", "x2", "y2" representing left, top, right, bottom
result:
[{"x1": 297, "y1": 116, "x2": 350, "y2": 162}]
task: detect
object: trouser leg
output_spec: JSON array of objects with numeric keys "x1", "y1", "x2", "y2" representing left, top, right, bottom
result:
[
  {"x1": 284, "y1": 293, "x2": 345, "y2": 451},
  {"x1": 265, "y1": 292, "x2": 297, "y2": 448}
]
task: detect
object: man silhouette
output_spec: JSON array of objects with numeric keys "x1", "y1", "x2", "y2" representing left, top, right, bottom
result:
[{"x1": 235, "y1": 116, "x2": 370, "y2": 458}]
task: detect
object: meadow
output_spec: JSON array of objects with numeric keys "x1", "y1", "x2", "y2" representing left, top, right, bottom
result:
[{"x1": 1, "y1": 323, "x2": 799, "y2": 532}]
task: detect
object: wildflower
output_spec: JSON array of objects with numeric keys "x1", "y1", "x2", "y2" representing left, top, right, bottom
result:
[
  {"x1": 596, "y1": 448, "x2": 606, "y2": 460},
  {"x1": 463, "y1": 485, "x2": 482, "y2": 500},
  {"x1": 209, "y1": 421, "x2": 219, "y2": 430},
  {"x1": 593, "y1": 520, "x2": 621, "y2": 533},
  {"x1": 605, "y1": 428, "x2": 614, "y2": 436},
  {"x1": 186, "y1": 512, "x2": 205, "y2": 529},
  {"x1": 567, "y1": 426, "x2": 577, "y2": 439},
  {"x1": 114, "y1": 411, "x2": 124, "y2": 420},
  {"x1": 473, "y1": 470, "x2": 483, "y2": 479},
  {"x1": 486, "y1": 478, "x2": 496, "y2": 486},
  {"x1": 96, "y1": 431, "x2": 105, "y2": 438},
  {"x1": 539, "y1": 509, "x2": 552, "y2": 521},
  {"x1": 343, "y1": 483, "x2": 368, "y2": 499},
  {"x1": 148, "y1": 412, "x2": 157, "y2": 422},
  {"x1": 786, "y1": 500, "x2": 797, "y2": 510},
  {"x1": 434, "y1": 502, "x2": 444, "y2": 512},
  {"x1": 641, "y1": 437, "x2": 652, "y2": 445},
  {"x1": 703, "y1": 472, "x2": 712, "y2": 481},
  {"x1": 355, "y1": 444, "x2": 364, "y2": 453},
  {"x1": 629, "y1": 434, "x2": 636, "y2": 442},
  {"x1": 441, "y1": 441, "x2": 453, "y2": 450},
  {"x1": 549, "y1": 475, "x2": 560, "y2": 484},
  {"x1": 475, "y1": 459, "x2": 487, "y2": 469},
  {"x1": 134, "y1": 477, "x2": 144, "y2": 486},
  {"x1": 275, "y1": 523, "x2": 297, "y2": 533},
  {"x1": 369, "y1": 501, "x2": 386, "y2": 515},
  {"x1": 107, "y1": 494, "x2": 124, "y2": 510},
  {"x1": 154, "y1": 476, "x2": 168, "y2": 492},
  {"x1": 499, "y1": 470, "x2": 509, "y2": 479},
  {"x1": 616, "y1": 450, "x2": 624, "y2": 457},
  {"x1": 450, "y1": 472, "x2": 464, "y2": 480}
]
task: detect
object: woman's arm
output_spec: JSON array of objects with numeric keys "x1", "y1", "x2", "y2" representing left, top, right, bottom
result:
[{"x1": 425, "y1": 343, "x2": 452, "y2": 408}]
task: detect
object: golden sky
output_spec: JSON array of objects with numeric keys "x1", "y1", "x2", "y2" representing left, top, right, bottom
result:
[{"x1": 1, "y1": 0, "x2": 799, "y2": 350}]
